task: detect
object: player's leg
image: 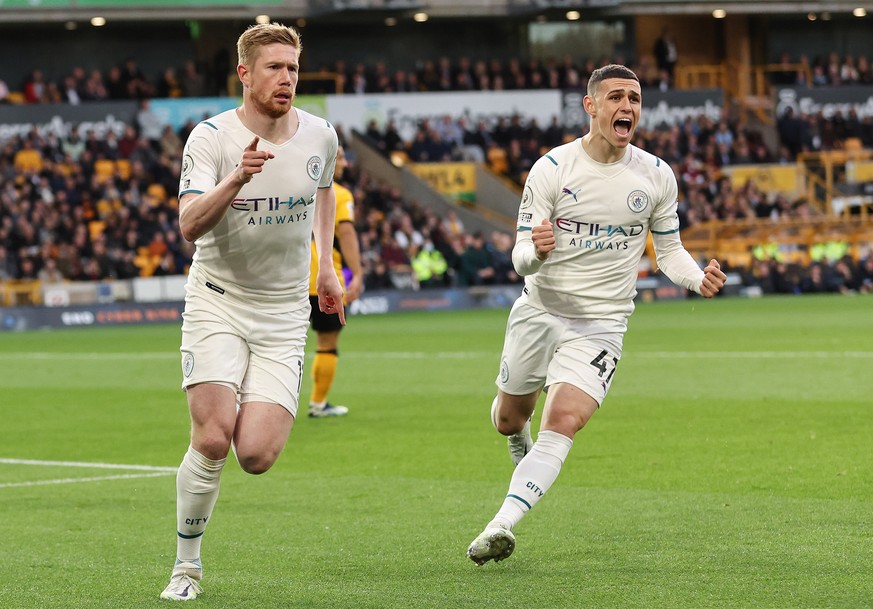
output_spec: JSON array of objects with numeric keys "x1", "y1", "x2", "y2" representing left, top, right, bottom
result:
[
  {"x1": 162, "y1": 382, "x2": 238, "y2": 600},
  {"x1": 468, "y1": 300, "x2": 557, "y2": 565},
  {"x1": 469, "y1": 321, "x2": 623, "y2": 566},
  {"x1": 491, "y1": 298, "x2": 558, "y2": 466},
  {"x1": 492, "y1": 383, "x2": 597, "y2": 527},
  {"x1": 232, "y1": 401, "x2": 294, "y2": 474},
  {"x1": 308, "y1": 295, "x2": 348, "y2": 418},
  {"x1": 491, "y1": 390, "x2": 539, "y2": 466},
  {"x1": 234, "y1": 305, "x2": 307, "y2": 471},
  {"x1": 493, "y1": 322, "x2": 623, "y2": 527},
  {"x1": 164, "y1": 286, "x2": 250, "y2": 600},
  {"x1": 309, "y1": 329, "x2": 347, "y2": 417},
  {"x1": 468, "y1": 384, "x2": 594, "y2": 566}
]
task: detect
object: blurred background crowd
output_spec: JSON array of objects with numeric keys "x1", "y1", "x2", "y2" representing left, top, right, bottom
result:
[{"x1": 1, "y1": 35, "x2": 873, "y2": 300}]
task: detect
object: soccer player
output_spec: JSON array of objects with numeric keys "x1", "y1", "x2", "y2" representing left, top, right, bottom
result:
[
  {"x1": 307, "y1": 145, "x2": 363, "y2": 417},
  {"x1": 466, "y1": 64, "x2": 727, "y2": 566},
  {"x1": 160, "y1": 23, "x2": 343, "y2": 600}
]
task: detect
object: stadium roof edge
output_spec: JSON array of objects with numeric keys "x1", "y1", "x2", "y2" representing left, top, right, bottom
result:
[{"x1": 0, "y1": 1, "x2": 867, "y2": 23}]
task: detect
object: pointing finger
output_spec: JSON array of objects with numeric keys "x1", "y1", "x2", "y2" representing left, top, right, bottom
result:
[{"x1": 246, "y1": 136, "x2": 260, "y2": 151}]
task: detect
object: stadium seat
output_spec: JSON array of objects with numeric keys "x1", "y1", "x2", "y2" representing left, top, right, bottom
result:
[
  {"x1": 88, "y1": 221, "x2": 106, "y2": 241},
  {"x1": 94, "y1": 159, "x2": 116, "y2": 182},
  {"x1": 116, "y1": 158, "x2": 132, "y2": 179},
  {"x1": 147, "y1": 183, "x2": 167, "y2": 204},
  {"x1": 487, "y1": 147, "x2": 508, "y2": 174}
]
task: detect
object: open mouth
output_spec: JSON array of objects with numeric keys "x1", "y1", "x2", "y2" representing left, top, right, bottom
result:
[
  {"x1": 614, "y1": 118, "x2": 632, "y2": 136},
  {"x1": 275, "y1": 91, "x2": 292, "y2": 102}
]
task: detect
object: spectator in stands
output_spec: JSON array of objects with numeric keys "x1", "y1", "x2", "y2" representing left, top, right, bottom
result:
[
  {"x1": 104, "y1": 66, "x2": 127, "y2": 99},
  {"x1": 653, "y1": 27, "x2": 678, "y2": 84},
  {"x1": 157, "y1": 67, "x2": 183, "y2": 99},
  {"x1": 62, "y1": 77, "x2": 82, "y2": 105},
  {"x1": 411, "y1": 239, "x2": 449, "y2": 288},
  {"x1": 364, "y1": 258, "x2": 394, "y2": 290},
  {"x1": 121, "y1": 57, "x2": 154, "y2": 99},
  {"x1": 458, "y1": 231, "x2": 496, "y2": 286},
  {"x1": 13, "y1": 138, "x2": 43, "y2": 174},
  {"x1": 858, "y1": 256, "x2": 873, "y2": 293},
  {"x1": 461, "y1": 119, "x2": 492, "y2": 162},
  {"x1": 159, "y1": 125, "x2": 183, "y2": 159},
  {"x1": 136, "y1": 99, "x2": 164, "y2": 152},
  {"x1": 82, "y1": 69, "x2": 109, "y2": 102},
  {"x1": 181, "y1": 60, "x2": 207, "y2": 98},
  {"x1": 393, "y1": 212, "x2": 424, "y2": 250},
  {"x1": 799, "y1": 262, "x2": 835, "y2": 293},
  {"x1": 364, "y1": 119, "x2": 382, "y2": 146},
  {"x1": 379, "y1": 119, "x2": 403, "y2": 153},
  {"x1": 770, "y1": 51, "x2": 798, "y2": 86},
  {"x1": 22, "y1": 69, "x2": 46, "y2": 104},
  {"x1": 489, "y1": 230, "x2": 520, "y2": 285},
  {"x1": 0, "y1": 247, "x2": 16, "y2": 281}
]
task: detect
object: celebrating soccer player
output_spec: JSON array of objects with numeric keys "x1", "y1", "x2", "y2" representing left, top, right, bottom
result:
[
  {"x1": 467, "y1": 64, "x2": 727, "y2": 566},
  {"x1": 160, "y1": 23, "x2": 344, "y2": 600}
]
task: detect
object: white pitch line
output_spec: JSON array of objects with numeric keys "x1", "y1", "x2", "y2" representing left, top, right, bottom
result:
[
  {"x1": 0, "y1": 352, "x2": 174, "y2": 361},
  {"x1": 0, "y1": 458, "x2": 177, "y2": 472},
  {"x1": 0, "y1": 472, "x2": 174, "y2": 489},
  {"x1": 633, "y1": 351, "x2": 873, "y2": 359}
]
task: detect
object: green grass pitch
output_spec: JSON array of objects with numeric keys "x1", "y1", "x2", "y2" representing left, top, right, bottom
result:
[{"x1": 0, "y1": 294, "x2": 871, "y2": 609}]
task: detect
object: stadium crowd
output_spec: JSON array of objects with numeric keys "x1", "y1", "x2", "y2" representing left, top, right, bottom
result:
[
  {"x1": 1, "y1": 79, "x2": 872, "y2": 298},
  {"x1": 3, "y1": 48, "x2": 873, "y2": 105}
]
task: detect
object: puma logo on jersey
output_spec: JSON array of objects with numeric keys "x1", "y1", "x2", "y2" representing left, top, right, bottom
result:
[{"x1": 562, "y1": 187, "x2": 579, "y2": 202}]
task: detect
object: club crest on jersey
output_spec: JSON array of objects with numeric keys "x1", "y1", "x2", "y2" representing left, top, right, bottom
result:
[
  {"x1": 520, "y1": 186, "x2": 533, "y2": 209},
  {"x1": 181, "y1": 154, "x2": 194, "y2": 177},
  {"x1": 627, "y1": 190, "x2": 649, "y2": 213},
  {"x1": 307, "y1": 156, "x2": 323, "y2": 181},
  {"x1": 182, "y1": 352, "x2": 194, "y2": 378},
  {"x1": 500, "y1": 358, "x2": 510, "y2": 384}
]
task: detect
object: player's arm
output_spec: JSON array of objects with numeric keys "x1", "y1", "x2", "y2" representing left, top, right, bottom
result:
[
  {"x1": 512, "y1": 160, "x2": 556, "y2": 275},
  {"x1": 654, "y1": 232, "x2": 725, "y2": 298},
  {"x1": 337, "y1": 220, "x2": 363, "y2": 303},
  {"x1": 650, "y1": 168, "x2": 726, "y2": 297},
  {"x1": 314, "y1": 186, "x2": 346, "y2": 324},
  {"x1": 179, "y1": 136, "x2": 274, "y2": 242}
]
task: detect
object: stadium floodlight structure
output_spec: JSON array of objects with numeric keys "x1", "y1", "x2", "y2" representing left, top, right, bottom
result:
[{"x1": 0, "y1": 0, "x2": 868, "y2": 22}]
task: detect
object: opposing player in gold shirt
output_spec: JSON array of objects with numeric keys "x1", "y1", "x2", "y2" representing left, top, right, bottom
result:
[{"x1": 307, "y1": 145, "x2": 363, "y2": 417}]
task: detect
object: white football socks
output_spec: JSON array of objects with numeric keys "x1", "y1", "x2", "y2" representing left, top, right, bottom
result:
[
  {"x1": 489, "y1": 430, "x2": 573, "y2": 530},
  {"x1": 175, "y1": 446, "x2": 225, "y2": 562}
]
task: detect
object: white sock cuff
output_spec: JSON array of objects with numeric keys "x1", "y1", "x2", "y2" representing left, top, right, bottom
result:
[
  {"x1": 533, "y1": 430, "x2": 573, "y2": 464},
  {"x1": 185, "y1": 446, "x2": 226, "y2": 477}
]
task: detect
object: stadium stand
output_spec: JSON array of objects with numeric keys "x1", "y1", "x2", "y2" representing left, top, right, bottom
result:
[{"x1": 1, "y1": 6, "x2": 872, "y2": 305}]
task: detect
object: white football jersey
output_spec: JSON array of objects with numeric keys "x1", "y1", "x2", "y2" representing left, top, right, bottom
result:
[
  {"x1": 180, "y1": 107, "x2": 338, "y2": 305},
  {"x1": 516, "y1": 138, "x2": 701, "y2": 322}
]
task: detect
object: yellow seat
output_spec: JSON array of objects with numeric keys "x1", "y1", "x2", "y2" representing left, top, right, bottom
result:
[
  {"x1": 88, "y1": 221, "x2": 106, "y2": 241},
  {"x1": 116, "y1": 158, "x2": 132, "y2": 179},
  {"x1": 94, "y1": 159, "x2": 115, "y2": 182},
  {"x1": 487, "y1": 147, "x2": 508, "y2": 174},
  {"x1": 147, "y1": 183, "x2": 167, "y2": 204}
]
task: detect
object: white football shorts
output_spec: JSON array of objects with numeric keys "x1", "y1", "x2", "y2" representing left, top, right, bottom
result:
[
  {"x1": 179, "y1": 270, "x2": 310, "y2": 417},
  {"x1": 495, "y1": 296, "x2": 626, "y2": 406}
]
